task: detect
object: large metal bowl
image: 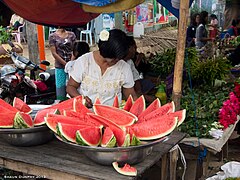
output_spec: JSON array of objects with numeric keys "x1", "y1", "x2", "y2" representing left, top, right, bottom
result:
[
  {"x1": 56, "y1": 135, "x2": 169, "y2": 165},
  {"x1": 0, "y1": 104, "x2": 53, "y2": 146}
]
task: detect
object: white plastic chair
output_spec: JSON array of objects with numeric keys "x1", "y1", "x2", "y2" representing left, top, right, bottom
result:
[
  {"x1": 11, "y1": 22, "x2": 26, "y2": 44},
  {"x1": 80, "y1": 20, "x2": 96, "y2": 46}
]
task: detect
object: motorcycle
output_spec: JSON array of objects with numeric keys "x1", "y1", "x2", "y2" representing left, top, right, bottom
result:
[{"x1": 0, "y1": 42, "x2": 56, "y2": 105}]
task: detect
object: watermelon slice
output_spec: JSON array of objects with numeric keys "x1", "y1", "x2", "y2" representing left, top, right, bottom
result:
[
  {"x1": 123, "y1": 95, "x2": 133, "y2": 111},
  {"x1": 140, "y1": 101, "x2": 175, "y2": 122},
  {"x1": 175, "y1": 109, "x2": 186, "y2": 126},
  {"x1": 63, "y1": 110, "x2": 85, "y2": 120},
  {"x1": 126, "y1": 127, "x2": 141, "y2": 146},
  {"x1": 129, "y1": 95, "x2": 146, "y2": 117},
  {"x1": 13, "y1": 97, "x2": 32, "y2": 114},
  {"x1": 14, "y1": 112, "x2": 33, "y2": 128},
  {"x1": 132, "y1": 117, "x2": 178, "y2": 140},
  {"x1": 57, "y1": 123, "x2": 94, "y2": 143},
  {"x1": 93, "y1": 104, "x2": 137, "y2": 127},
  {"x1": 0, "y1": 99, "x2": 18, "y2": 112},
  {"x1": 138, "y1": 98, "x2": 161, "y2": 123},
  {"x1": 0, "y1": 112, "x2": 16, "y2": 128},
  {"x1": 73, "y1": 96, "x2": 88, "y2": 112},
  {"x1": 101, "y1": 127, "x2": 116, "y2": 147},
  {"x1": 88, "y1": 114, "x2": 130, "y2": 147},
  {"x1": 94, "y1": 97, "x2": 101, "y2": 105},
  {"x1": 76, "y1": 126, "x2": 102, "y2": 146},
  {"x1": 34, "y1": 108, "x2": 59, "y2": 126},
  {"x1": 112, "y1": 162, "x2": 137, "y2": 176},
  {"x1": 112, "y1": 95, "x2": 119, "y2": 108},
  {"x1": 45, "y1": 115, "x2": 84, "y2": 133}
]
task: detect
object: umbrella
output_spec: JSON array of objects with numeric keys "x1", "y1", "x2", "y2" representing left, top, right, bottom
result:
[
  {"x1": 71, "y1": 0, "x2": 117, "y2": 7},
  {"x1": 2, "y1": 0, "x2": 100, "y2": 26}
]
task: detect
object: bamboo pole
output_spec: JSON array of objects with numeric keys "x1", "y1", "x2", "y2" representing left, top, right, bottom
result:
[{"x1": 172, "y1": 0, "x2": 190, "y2": 110}]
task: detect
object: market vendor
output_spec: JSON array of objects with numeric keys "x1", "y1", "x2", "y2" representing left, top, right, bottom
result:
[{"x1": 66, "y1": 29, "x2": 138, "y2": 108}]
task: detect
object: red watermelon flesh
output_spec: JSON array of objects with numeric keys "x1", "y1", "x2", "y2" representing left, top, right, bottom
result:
[
  {"x1": 93, "y1": 104, "x2": 137, "y2": 127},
  {"x1": 45, "y1": 116, "x2": 85, "y2": 133},
  {"x1": 132, "y1": 117, "x2": 178, "y2": 140},
  {"x1": 13, "y1": 97, "x2": 32, "y2": 114},
  {"x1": 58, "y1": 123, "x2": 94, "y2": 143},
  {"x1": 138, "y1": 98, "x2": 161, "y2": 123},
  {"x1": 139, "y1": 101, "x2": 175, "y2": 122},
  {"x1": 129, "y1": 95, "x2": 146, "y2": 117},
  {"x1": 123, "y1": 95, "x2": 133, "y2": 111},
  {"x1": 112, "y1": 162, "x2": 137, "y2": 176},
  {"x1": 112, "y1": 95, "x2": 119, "y2": 108},
  {"x1": 94, "y1": 97, "x2": 101, "y2": 105},
  {"x1": 0, "y1": 112, "x2": 16, "y2": 128},
  {"x1": 88, "y1": 114, "x2": 130, "y2": 147},
  {"x1": 34, "y1": 108, "x2": 59, "y2": 126},
  {"x1": 63, "y1": 110, "x2": 85, "y2": 120},
  {"x1": 0, "y1": 99, "x2": 18, "y2": 112},
  {"x1": 73, "y1": 96, "x2": 89, "y2": 113},
  {"x1": 76, "y1": 126, "x2": 102, "y2": 146},
  {"x1": 126, "y1": 127, "x2": 141, "y2": 146},
  {"x1": 14, "y1": 112, "x2": 33, "y2": 128},
  {"x1": 101, "y1": 127, "x2": 116, "y2": 147}
]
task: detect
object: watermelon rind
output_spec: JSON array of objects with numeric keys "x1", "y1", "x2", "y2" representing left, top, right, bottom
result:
[
  {"x1": 101, "y1": 127, "x2": 117, "y2": 148},
  {"x1": 130, "y1": 135, "x2": 141, "y2": 146},
  {"x1": 76, "y1": 126, "x2": 102, "y2": 146},
  {"x1": 13, "y1": 97, "x2": 32, "y2": 114},
  {"x1": 101, "y1": 135, "x2": 116, "y2": 148},
  {"x1": 13, "y1": 112, "x2": 33, "y2": 129},
  {"x1": 177, "y1": 109, "x2": 186, "y2": 126},
  {"x1": 0, "y1": 112, "x2": 16, "y2": 128},
  {"x1": 121, "y1": 134, "x2": 130, "y2": 147},
  {"x1": 133, "y1": 117, "x2": 178, "y2": 140},
  {"x1": 112, "y1": 162, "x2": 137, "y2": 176}
]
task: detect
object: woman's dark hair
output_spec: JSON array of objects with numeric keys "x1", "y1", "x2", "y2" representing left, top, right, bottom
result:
[
  {"x1": 199, "y1": 11, "x2": 209, "y2": 25},
  {"x1": 73, "y1": 41, "x2": 90, "y2": 59},
  {"x1": 210, "y1": 14, "x2": 217, "y2": 19},
  {"x1": 98, "y1": 29, "x2": 128, "y2": 60},
  {"x1": 126, "y1": 36, "x2": 136, "y2": 47},
  {"x1": 190, "y1": 13, "x2": 200, "y2": 26}
]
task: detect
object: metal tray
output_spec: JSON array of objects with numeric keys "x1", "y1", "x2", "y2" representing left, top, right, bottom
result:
[{"x1": 56, "y1": 135, "x2": 169, "y2": 165}]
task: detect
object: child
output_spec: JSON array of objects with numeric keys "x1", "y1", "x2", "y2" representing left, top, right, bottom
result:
[{"x1": 209, "y1": 14, "x2": 218, "y2": 39}]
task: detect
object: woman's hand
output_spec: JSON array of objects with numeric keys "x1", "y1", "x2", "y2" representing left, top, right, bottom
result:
[{"x1": 84, "y1": 96, "x2": 93, "y2": 108}]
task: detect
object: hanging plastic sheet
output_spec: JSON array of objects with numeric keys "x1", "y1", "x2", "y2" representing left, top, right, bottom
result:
[
  {"x1": 71, "y1": 0, "x2": 117, "y2": 7},
  {"x1": 1, "y1": 0, "x2": 99, "y2": 27},
  {"x1": 157, "y1": 0, "x2": 194, "y2": 18},
  {"x1": 82, "y1": 0, "x2": 144, "y2": 13}
]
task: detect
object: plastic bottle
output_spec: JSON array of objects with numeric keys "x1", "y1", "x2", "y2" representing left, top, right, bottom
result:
[{"x1": 155, "y1": 82, "x2": 167, "y2": 105}]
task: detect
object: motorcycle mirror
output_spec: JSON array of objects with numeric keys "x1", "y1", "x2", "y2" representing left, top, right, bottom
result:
[{"x1": 40, "y1": 60, "x2": 50, "y2": 66}]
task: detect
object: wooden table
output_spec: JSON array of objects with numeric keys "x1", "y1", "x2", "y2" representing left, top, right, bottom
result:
[{"x1": 0, "y1": 131, "x2": 185, "y2": 180}]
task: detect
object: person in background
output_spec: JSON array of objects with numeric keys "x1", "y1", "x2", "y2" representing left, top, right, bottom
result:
[
  {"x1": 195, "y1": 11, "x2": 213, "y2": 49},
  {"x1": 186, "y1": 13, "x2": 200, "y2": 47},
  {"x1": 65, "y1": 41, "x2": 90, "y2": 83},
  {"x1": 227, "y1": 19, "x2": 238, "y2": 37},
  {"x1": 66, "y1": 29, "x2": 138, "y2": 108},
  {"x1": 8, "y1": 13, "x2": 24, "y2": 30},
  {"x1": 209, "y1": 14, "x2": 218, "y2": 39},
  {"x1": 124, "y1": 36, "x2": 155, "y2": 103},
  {"x1": 49, "y1": 27, "x2": 76, "y2": 100}
]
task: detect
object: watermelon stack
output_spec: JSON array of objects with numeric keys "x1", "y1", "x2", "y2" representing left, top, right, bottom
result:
[{"x1": 44, "y1": 95, "x2": 186, "y2": 148}]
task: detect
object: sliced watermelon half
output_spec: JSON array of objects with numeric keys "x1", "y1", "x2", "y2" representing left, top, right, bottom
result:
[
  {"x1": 0, "y1": 99, "x2": 18, "y2": 113},
  {"x1": 123, "y1": 95, "x2": 133, "y2": 111},
  {"x1": 129, "y1": 95, "x2": 146, "y2": 117},
  {"x1": 0, "y1": 112, "x2": 16, "y2": 128},
  {"x1": 93, "y1": 104, "x2": 137, "y2": 127},
  {"x1": 13, "y1": 97, "x2": 32, "y2": 114},
  {"x1": 140, "y1": 101, "x2": 175, "y2": 122},
  {"x1": 14, "y1": 112, "x2": 33, "y2": 129},
  {"x1": 101, "y1": 127, "x2": 116, "y2": 147},
  {"x1": 112, "y1": 162, "x2": 137, "y2": 176},
  {"x1": 57, "y1": 123, "x2": 94, "y2": 143},
  {"x1": 34, "y1": 108, "x2": 59, "y2": 126},
  {"x1": 138, "y1": 98, "x2": 161, "y2": 123},
  {"x1": 132, "y1": 117, "x2": 178, "y2": 140},
  {"x1": 76, "y1": 126, "x2": 102, "y2": 146},
  {"x1": 112, "y1": 95, "x2": 119, "y2": 108}
]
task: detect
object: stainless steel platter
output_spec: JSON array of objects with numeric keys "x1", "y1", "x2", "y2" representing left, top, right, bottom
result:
[
  {"x1": 56, "y1": 135, "x2": 169, "y2": 165},
  {"x1": 0, "y1": 104, "x2": 53, "y2": 146}
]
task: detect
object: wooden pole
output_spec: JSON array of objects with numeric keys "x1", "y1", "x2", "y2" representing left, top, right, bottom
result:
[
  {"x1": 172, "y1": 0, "x2": 190, "y2": 110},
  {"x1": 37, "y1": 25, "x2": 46, "y2": 70}
]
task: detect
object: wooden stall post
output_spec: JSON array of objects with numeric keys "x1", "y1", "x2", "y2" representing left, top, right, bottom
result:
[{"x1": 172, "y1": 0, "x2": 190, "y2": 111}]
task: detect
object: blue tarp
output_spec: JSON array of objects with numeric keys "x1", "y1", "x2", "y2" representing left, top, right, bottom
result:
[
  {"x1": 157, "y1": 0, "x2": 194, "y2": 18},
  {"x1": 71, "y1": 0, "x2": 117, "y2": 6}
]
